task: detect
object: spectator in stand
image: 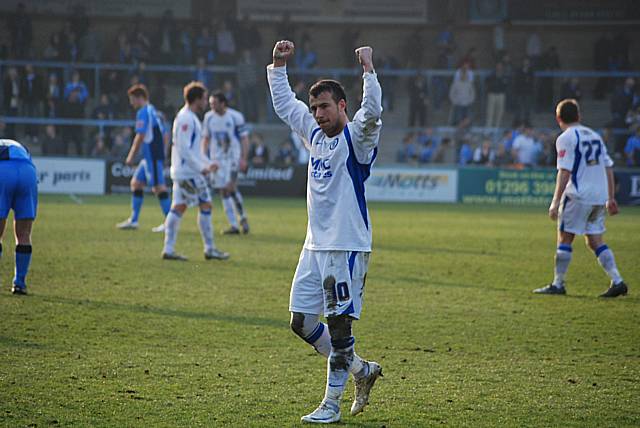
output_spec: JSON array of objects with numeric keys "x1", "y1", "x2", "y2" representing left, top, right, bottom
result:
[
  {"x1": 560, "y1": 78, "x2": 582, "y2": 102},
  {"x1": 62, "y1": 30, "x2": 80, "y2": 63},
  {"x1": 396, "y1": 133, "x2": 417, "y2": 163},
  {"x1": 195, "y1": 25, "x2": 216, "y2": 64},
  {"x1": 473, "y1": 139, "x2": 495, "y2": 166},
  {"x1": 513, "y1": 57, "x2": 534, "y2": 125},
  {"x1": 63, "y1": 70, "x2": 89, "y2": 155},
  {"x1": 44, "y1": 73, "x2": 62, "y2": 118},
  {"x1": 43, "y1": 33, "x2": 62, "y2": 61},
  {"x1": 433, "y1": 137, "x2": 456, "y2": 164},
  {"x1": 403, "y1": 28, "x2": 425, "y2": 68},
  {"x1": 537, "y1": 46, "x2": 560, "y2": 111},
  {"x1": 449, "y1": 63, "x2": 475, "y2": 126},
  {"x1": 177, "y1": 25, "x2": 193, "y2": 64},
  {"x1": 41, "y1": 125, "x2": 64, "y2": 156},
  {"x1": 485, "y1": 61, "x2": 508, "y2": 129},
  {"x1": 131, "y1": 29, "x2": 151, "y2": 63},
  {"x1": 418, "y1": 139, "x2": 437, "y2": 164},
  {"x1": 110, "y1": 131, "x2": 129, "y2": 159},
  {"x1": 194, "y1": 57, "x2": 214, "y2": 90},
  {"x1": 624, "y1": 127, "x2": 640, "y2": 167},
  {"x1": 237, "y1": 49, "x2": 260, "y2": 122},
  {"x1": 156, "y1": 10, "x2": 178, "y2": 64},
  {"x1": 379, "y1": 54, "x2": 399, "y2": 112},
  {"x1": 612, "y1": 31, "x2": 631, "y2": 70},
  {"x1": 492, "y1": 19, "x2": 507, "y2": 61},
  {"x1": 216, "y1": 20, "x2": 236, "y2": 65},
  {"x1": 407, "y1": 74, "x2": 429, "y2": 127},
  {"x1": 80, "y1": 26, "x2": 103, "y2": 63},
  {"x1": 21, "y1": 64, "x2": 43, "y2": 141},
  {"x1": 511, "y1": 124, "x2": 541, "y2": 167},
  {"x1": 459, "y1": 47, "x2": 477, "y2": 70},
  {"x1": 610, "y1": 77, "x2": 636, "y2": 154},
  {"x1": 115, "y1": 33, "x2": 132, "y2": 63},
  {"x1": 526, "y1": 31, "x2": 542, "y2": 68},
  {"x1": 221, "y1": 80, "x2": 236, "y2": 108},
  {"x1": 8, "y1": 3, "x2": 32, "y2": 59},
  {"x1": 295, "y1": 35, "x2": 318, "y2": 73},
  {"x1": 277, "y1": 12, "x2": 296, "y2": 42},
  {"x1": 539, "y1": 131, "x2": 557, "y2": 166},
  {"x1": 493, "y1": 142, "x2": 511, "y2": 167},
  {"x1": 341, "y1": 28, "x2": 360, "y2": 67},
  {"x1": 69, "y1": 4, "x2": 89, "y2": 40},
  {"x1": 92, "y1": 94, "x2": 115, "y2": 143},
  {"x1": 626, "y1": 105, "x2": 640, "y2": 132},
  {"x1": 3, "y1": 67, "x2": 21, "y2": 138},
  {"x1": 458, "y1": 138, "x2": 473, "y2": 165},
  {"x1": 235, "y1": 15, "x2": 262, "y2": 56},
  {"x1": 431, "y1": 48, "x2": 451, "y2": 111},
  {"x1": 593, "y1": 33, "x2": 613, "y2": 99},
  {"x1": 276, "y1": 140, "x2": 295, "y2": 166},
  {"x1": 249, "y1": 134, "x2": 269, "y2": 166},
  {"x1": 90, "y1": 134, "x2": 110, "y2": 158}
]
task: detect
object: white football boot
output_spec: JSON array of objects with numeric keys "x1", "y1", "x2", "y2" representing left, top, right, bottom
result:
[
  {"x1": 116, "y1": 218, "x2": 138, "y2": 230},
  {"x1": 151, "y1": 223, "x2": 165, "y2": 233},
  {"x1": 301, "y1": 401, "x2": 341, "y2": 424},
  {"x1": 351, "y1": 361, "x2": 383, "y2": 416}
]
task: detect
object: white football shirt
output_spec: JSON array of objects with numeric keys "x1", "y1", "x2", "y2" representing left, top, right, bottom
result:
[
  {"x1": 202, "y1": 108, "x2": 248, "y2": 165},
  {"x1": 267, "y1": 65, "x2": 382, "y2": 252},
  {"x1": 556, "y1": 124, "x2": 613, "y2": 205},
  {"x1": 170, "y1": 105, "x2": 209, "y2": 180}
]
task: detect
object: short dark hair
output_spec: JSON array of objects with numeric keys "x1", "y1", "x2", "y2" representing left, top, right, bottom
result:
[
  {"x1": 556, "y1": 99, "x2": 580, "y2": 124},
  {"x1": 309, "y1": 79, "x2": 347, "y2": 107},
  {"x1": 210, "y1": 90, "x2": 227, "y2": 105},
  {"x1": 183, "y1": 81, "x2": 207, "y2": 104},
  {"x1": 127, "y1": 83, "x2": 149, "y2": 100}
]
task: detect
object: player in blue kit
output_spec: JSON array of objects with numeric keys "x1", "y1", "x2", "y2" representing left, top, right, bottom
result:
[
  {"x1": 268, "y1": 40, "x2": 383, "y2": 424},
  {"x1": 116, "y1": 84, "x2": 171, "y2": 232},
  {"x1": 0, "y1": 139, "x2": 38, "y2": 295}
]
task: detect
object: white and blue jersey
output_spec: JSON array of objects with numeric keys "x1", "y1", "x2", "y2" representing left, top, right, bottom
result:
[
  {"x1": 556, "y1": 124, "x2": 614, "y2": 205},
  {"x1": 170, "y1": 105, "x2": 209, "y2": 180},
  {"x1": 0, "y1": 139, "x2": 38, "y2": 220},
  {"x1": 134, "y1": 103, "x2": 166, "y2": 186},
  {"x1": 267, "y1": 65, "x2": 382, "y2": 252},
  {"x1": 203, "y1": 107, "x2": 248, "y2": 170}
]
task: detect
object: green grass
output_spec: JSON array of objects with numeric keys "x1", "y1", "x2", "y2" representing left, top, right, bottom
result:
[{"x1": 1, "y1": 195, "x2": 639, "y2": 427}]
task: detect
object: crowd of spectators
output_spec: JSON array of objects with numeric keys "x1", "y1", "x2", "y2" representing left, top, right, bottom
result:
[{"x1": 0, "y1": 3, "x2": 638, "y2": 166}]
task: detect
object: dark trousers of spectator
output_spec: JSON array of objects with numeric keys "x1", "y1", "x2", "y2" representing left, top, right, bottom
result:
[
  {"x1": 5, "y1": 107, "x2": 18, "y2": 139},
  {"x1": 239, "y1": 84, "x2": 259, "y2": 123},
  {"x1": 451, "y1": 105, "x2": 470, "y2": 126},
  {"x1": 537, "y1": 77, "x2": 554, "y2": 112},
  {"x1": 485, "y1": 93, "x2": 505, "y2": 128},
  {"x1": 431, "y1": 76, "x2": 447, "y2": 110},
  {"x1": 515, "y1": 94, "x2": 533, "y2": 125},
  {"x1": 63, "y1": 126, "x2": 84, "y2": 156},
  {"x1": 409, "y1": 102, "x2": 427, "y2": 127},
  {"x1": 22, "y1": 101, "x2": 40, "y2": 137}
]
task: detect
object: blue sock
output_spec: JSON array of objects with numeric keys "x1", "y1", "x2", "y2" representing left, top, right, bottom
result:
[
  {"x1": 131, "y1": 189, "x2": 144, "y2": 223},
  {"x1": 158, "y1": 191, "x2": 171, "y2": 216},
  {"x1": 13, "y1": 244, "x2": 32, "y2": 288},
  {"x1": 0, "y1": 242, "x2": 3, "y2": 259}
]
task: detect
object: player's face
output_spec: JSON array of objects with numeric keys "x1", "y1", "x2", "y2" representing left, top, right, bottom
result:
[
  {"x1": 309, "y1": 91, "x2": 345, "y2": 136},
  {"x1": 211, "y1": 97, "x2": 226, "y2": 115},
  {"x1": 129, "y1": 95, "x2": 142, "y2": 109}
]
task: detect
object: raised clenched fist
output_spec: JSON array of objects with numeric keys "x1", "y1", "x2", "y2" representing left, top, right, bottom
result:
[
  {"x1": 273, "y1": 40, "x2": 295, "y2": 65},
  {"x1": 355, "y1": 46, "x2": 374, "y2": 72}
]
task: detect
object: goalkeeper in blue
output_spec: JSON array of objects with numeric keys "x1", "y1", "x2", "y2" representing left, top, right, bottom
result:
[
  {"x1": 267, "y1": 40, "x2": 383, "y2": 424},
  {"x1": 0, "y1": 139, "x2": 38, "y2": 295}
]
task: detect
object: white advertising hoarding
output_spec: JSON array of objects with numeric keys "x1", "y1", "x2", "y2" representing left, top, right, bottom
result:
[
  {"x1": 367, "y1": 167, "x2": 458, "y2": 203},
  {"x1": 32, "y1": 157, "x2": 105, "y2": 195}
]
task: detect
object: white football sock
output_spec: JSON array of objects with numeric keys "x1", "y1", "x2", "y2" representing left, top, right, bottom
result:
[
  {"x1": 198, "y1": 208, "x2": 215, "y2": 253},
  {"x1": 553, "y1": 245, "x2": 572, "y2": 287},
  {"x1": 222, "y1": 197, "x2": 239, "y2": 229},
  {"x1": 596, "y1": 245, "x2": 623, "y2": 284},
  {"x1": 163, "y1": 210, "x2": 182, "y2": 254}
]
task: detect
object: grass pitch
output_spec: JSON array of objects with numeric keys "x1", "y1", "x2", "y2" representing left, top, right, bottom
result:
[{"x1": 1, "y1": 195, "x2": 639, "y2": 427}]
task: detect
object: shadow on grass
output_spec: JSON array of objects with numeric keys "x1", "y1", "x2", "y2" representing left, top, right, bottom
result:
[
  {"x1": 376, "y1": 243, "x2": 499, "y2": 257},
  {"x1": 0, "y1": 336, "x2": 48, "y2": 349},
  {"x1": 38, "y1": 295, "x2": 287, "y2": 329}
]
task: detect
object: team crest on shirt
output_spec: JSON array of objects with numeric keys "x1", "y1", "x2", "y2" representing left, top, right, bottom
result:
[
  {"x1": 329, "y1": 138, "x2": 339, "y2": 150},
  {"x1": 181, "y1": 123, "x2": 189, "y2": 132},
  {"x1": 558, "y1": 149, "x2": 566, "y2": 158},
  {"x1": 135, "y1": 120, "x2": 144, "y2": 129}
]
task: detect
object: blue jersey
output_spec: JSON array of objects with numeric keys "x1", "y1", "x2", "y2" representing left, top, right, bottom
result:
[
  {"x1": 135, "y1": 104, "x2": 165, "y2": 161},
  {"x1": 0, "y1": 139, "x2": 32, "y2": 162}
]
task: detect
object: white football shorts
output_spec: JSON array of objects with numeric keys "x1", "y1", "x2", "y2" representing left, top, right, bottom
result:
[
  {"x1": 171, "y1": 175, "x2": 211, "y2": 207},
  {"x1": 290, "y1": 249, "x2": 370, "y2": 319},
  {"x1": 558, "y1": 196, "x2": 606, "y2": 235},
  {"x1": 210, "y1": 159, "x2": 238, "y2": 189}
]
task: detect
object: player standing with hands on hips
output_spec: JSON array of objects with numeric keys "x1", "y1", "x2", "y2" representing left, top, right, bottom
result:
[
  {"x1": 534, "y1": 99, "x2": 628, "y2": 297},
  {"x1": 268, "y1": 40, "x2": 383, "y2": 423}
]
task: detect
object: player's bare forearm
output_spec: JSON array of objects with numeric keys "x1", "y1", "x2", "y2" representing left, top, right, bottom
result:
[
  {"x1": 126, "y1": 134, "x2": 144, "y2": 165},
  {"x1": 549, "y1": 169, "x2": 571, "y2": 220},
  {"x1": 272, "y1": 40, "x2": 294, "y2": 68},
  {"x1": 605, "y1": 167, "x2": 619, "y2": 215},
  {"x1": 202, "y1": 136, "x2": 210, "y2": 156}
]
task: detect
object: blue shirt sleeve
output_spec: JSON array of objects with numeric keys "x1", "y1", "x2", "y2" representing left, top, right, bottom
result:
[{"x1": 135, "y1": 107, "x2": 150, "y2": 135}]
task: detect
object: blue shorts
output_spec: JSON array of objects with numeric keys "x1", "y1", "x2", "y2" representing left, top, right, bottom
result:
[
  {"x1": 0, "y1": 160, "x2": 38, "y2": 220},
  {"x1": 134, "y1": 158, "x2": 165, "y2": 187}
]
